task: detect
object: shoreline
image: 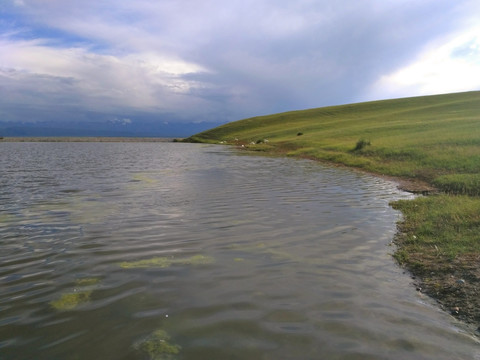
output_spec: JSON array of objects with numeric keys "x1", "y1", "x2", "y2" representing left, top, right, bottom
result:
[
  {"x1": 304, "y1": 155, "x2": 479, "y2": 336},
  {"x1": 384, "y1": 174, "x2": 479, "y2": 335},
  {"x1": 320, "y1": 163, "x2": 480, "y2": 335},
  {"x1": 234, "y1": 144, "x2": 480, "y2": 336}
]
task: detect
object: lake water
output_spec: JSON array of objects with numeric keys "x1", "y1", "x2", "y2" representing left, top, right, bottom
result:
[{"x1": 0, "y1": 142, "x2": 479, "y2": 360}]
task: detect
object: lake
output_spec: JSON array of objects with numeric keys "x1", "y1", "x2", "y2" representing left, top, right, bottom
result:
[{"x1": 0, "y1": 141, "x2": 478, "y2": 359}]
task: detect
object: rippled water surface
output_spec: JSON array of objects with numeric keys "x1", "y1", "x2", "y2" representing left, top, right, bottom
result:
[{"x1": 1, "y1": 142, "x2": 479, "y2": 360}]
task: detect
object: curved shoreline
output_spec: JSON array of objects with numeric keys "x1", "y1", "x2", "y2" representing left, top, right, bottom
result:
[
  {"x1": 234, "y1": 144, "x2": 480, "y2": 336},
  {"x1": 329, "y1": 167, "x2": 479, "y2": 335},
  {"x1": 310, "y1": 157, "x2": 479, "y2": 335},
  {"x1": 184, "y1": 91, "x2": 480, "y2": 337}
]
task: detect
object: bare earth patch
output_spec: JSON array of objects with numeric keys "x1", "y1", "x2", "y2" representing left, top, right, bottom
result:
[{"x1": 393, "y1": 178, "x2": 437, "y2": 195}]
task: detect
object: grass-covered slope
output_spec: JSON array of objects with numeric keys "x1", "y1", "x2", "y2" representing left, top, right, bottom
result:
[
  {"x1": 187, "y1": 91, "x2": 480, "y2": 328},
  {"x1": 189, "y1": 91, "x2": 480, "y2": 193}
]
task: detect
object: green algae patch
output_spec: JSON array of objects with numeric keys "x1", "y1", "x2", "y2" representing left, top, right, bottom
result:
[
  {"x1": 132, "y1": 173, "x2": 158, "y2": 184},
  {"x1": 180, "y1": 254, "x2": 214, "y2": 265},
  {"x1": 75, "y1": 277, "x2": 101, "y2": 286},
  {"x1": 127, "y1": 173, "x2": 159, "y2": 191},
  {"x1": 50, "y1": 290, "x2": 92, "y2": 311},
  {"x1": 119, "y1": 255, "x2": 214, "y2": 269},
  {"x1": 50, "y1": 277, "x2": 101, "y2": 311},
  {"x1": 134, "y1": 329, "x2": 181, "y2": 360},
  {"x1": 120, "y1": 257, "x2": 173, "y2": 269}
]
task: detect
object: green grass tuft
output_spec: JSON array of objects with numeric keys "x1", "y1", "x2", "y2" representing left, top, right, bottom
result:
[
  {"x1": 433, "y1": 173, "x2": 480, "y2": 196},
  {"x1": 352, "y1": 138, "x2": 371, "y2": 152}
]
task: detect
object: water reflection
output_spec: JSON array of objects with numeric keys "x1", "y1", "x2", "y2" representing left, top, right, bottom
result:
[{"x1": 0, "y1": 142, "x2": 478, "y2": 359}]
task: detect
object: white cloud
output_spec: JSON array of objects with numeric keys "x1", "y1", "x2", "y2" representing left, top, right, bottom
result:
[
  {"x1": 110, "y1": 117, "x2": 132, "y2": 125},
  {"x1": 0, "y1": 36, "x2": 209, "y2": 111},
  {"x1": 367, "y1": 26, "x2": 480, "y2": 100}
]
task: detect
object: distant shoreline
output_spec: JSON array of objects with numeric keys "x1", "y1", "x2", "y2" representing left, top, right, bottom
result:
[{"x1": 0, "y1": 137, "x2": 182, "y2": 142}]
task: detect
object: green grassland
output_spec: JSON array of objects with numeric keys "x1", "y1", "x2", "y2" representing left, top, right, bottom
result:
[
  {"x1": 187, "y1": 91, "x2": 480, "y2": 324},
  {"x1": 189, "y1": 91, "x2": 480, "y2": 189}
]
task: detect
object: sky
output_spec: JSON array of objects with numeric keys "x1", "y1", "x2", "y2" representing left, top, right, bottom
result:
[{"x1": 1, "y1": 0, "x2": 480, "y2": 134}]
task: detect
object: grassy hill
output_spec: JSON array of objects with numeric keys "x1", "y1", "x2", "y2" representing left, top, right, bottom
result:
[
  {"x1": 188, "y1": 91, "x2": 480, "y2": 194},
  {"x1": 187, "y1": 91, "x2": 480, "y2": 328}
]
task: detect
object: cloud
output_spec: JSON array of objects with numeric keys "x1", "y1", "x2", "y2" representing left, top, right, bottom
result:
[
  {"x1": 367, "y1": 25, "x2": 480, "y2": 100},
  {"x1": 110, "y1": 117, "x2": 132, "y2": 125},
  {"x1": 1, "y1": 0, "x2": 480, "y2": 127},
  {"x1": 0, "y1": 36, "x2": 210, "y2": 114}
]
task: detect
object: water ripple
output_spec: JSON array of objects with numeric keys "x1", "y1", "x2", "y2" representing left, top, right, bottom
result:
[{"x1": 0, "y1": 142, "x2": 478, "y2": 359}]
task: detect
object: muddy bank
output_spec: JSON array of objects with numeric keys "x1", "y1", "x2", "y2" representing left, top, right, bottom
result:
[{"x1": 394, "y1": 218, "x2": 480, "y2": 335}]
